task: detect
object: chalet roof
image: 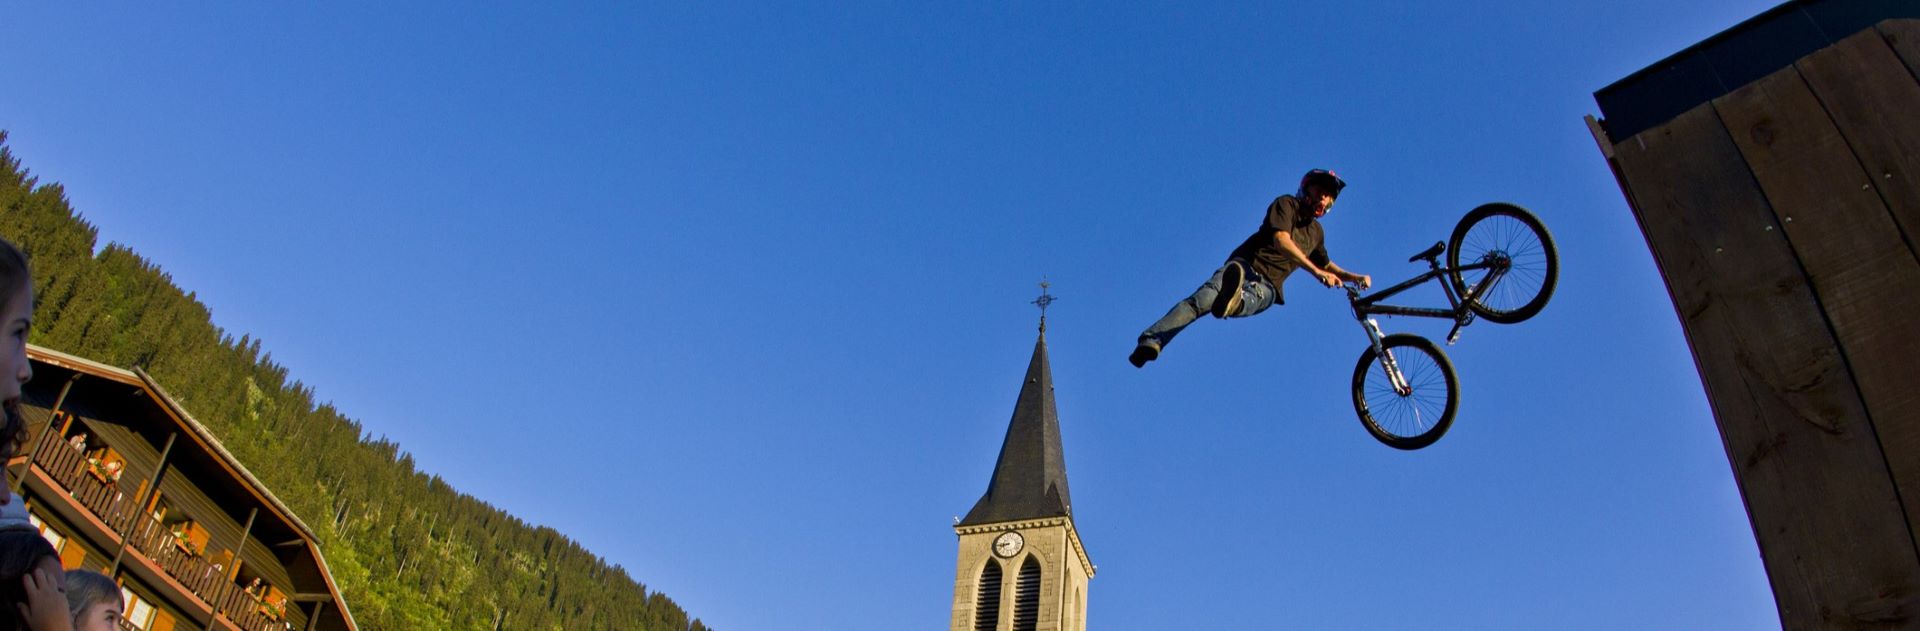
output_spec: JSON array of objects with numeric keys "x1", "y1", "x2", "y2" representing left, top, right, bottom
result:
[
  {"x1": 959, "y1": 332, "x2": 1073, "y2": 526},
  {"x1": 24, "y1": 344, "x2": 143, "y2": 387}
]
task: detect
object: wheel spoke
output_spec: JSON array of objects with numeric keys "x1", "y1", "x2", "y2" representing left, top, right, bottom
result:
[
  {"x1": 1454, "y1": 210, "x2": 1552, "y2": 317},
  {"x1": 1360, "y1": 340, "x2": 1454, "y2": 443}
]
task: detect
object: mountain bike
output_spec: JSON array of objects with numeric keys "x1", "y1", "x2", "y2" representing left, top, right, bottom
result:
[{"x1": 1346, "y1": 203, "x2": 1557, "y2": 450}]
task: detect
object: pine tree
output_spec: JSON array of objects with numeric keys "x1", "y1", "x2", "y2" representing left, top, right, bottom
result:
[{"x1": 0, "y1": 133, "x2": 710, "y2": 630}]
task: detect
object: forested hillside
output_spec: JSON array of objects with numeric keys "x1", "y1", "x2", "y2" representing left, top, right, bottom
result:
[{"x1": 0, "y1": 134, "x2": 709, "y2": 631}]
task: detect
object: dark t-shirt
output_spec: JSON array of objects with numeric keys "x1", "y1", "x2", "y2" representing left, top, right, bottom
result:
[{"x1": 1227, "y1": 195, "x2": 1329, "y2": 303}]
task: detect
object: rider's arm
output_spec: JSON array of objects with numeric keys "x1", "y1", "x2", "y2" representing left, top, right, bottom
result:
[
  {"x1": 1270, "y1": 230, "x2": 1340, "y2": 287},
  {"x1": 1325, "y1": 261, "x2": 1372, "y2": 289}
]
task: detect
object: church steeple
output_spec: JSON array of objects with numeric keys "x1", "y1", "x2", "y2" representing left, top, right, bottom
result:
[
  {"x1": 948, "y1": 287, "x2": 1093, "y2": 631},
  {"x1": 959, "y1": 332, "x2": 1072, "y2": 526}
]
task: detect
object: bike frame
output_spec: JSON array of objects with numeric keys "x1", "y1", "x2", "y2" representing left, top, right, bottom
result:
[{"x1": 1348, "y1": 253, "x2": 1509, "y2": 395}]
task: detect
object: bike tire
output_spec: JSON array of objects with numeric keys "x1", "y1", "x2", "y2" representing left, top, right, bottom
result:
[
  {"x1": 1446, "y1": 203, "x2": 1558, "y2": 324},
  {"x1": 1351, "y1": 334, "x2": 1459, "y2": 451}
]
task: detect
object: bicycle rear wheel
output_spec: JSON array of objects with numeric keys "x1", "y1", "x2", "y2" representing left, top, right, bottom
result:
[
  {"x1": 1351, "y1": 334, "x2": 1458, "y2": 450},
  {"x1": 1447, "y1": 203, "x2": 1558, "y2": 324}
]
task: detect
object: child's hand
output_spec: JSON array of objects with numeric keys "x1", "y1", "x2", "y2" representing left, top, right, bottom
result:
[{"x1": 19, "y1": 564, "x2": 73, "y2": 631}]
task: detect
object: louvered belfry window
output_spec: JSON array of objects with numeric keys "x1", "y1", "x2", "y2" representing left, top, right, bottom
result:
[
  {"x1": 1012, "y1": 557, "x2": 1041, "y2": 631},
  {"x1": 1067, "y1": 586, "x2": 1079, "y2": 630},
  {"x1": 974, "y1": 561, "x2": 1002, "y2": 631}
]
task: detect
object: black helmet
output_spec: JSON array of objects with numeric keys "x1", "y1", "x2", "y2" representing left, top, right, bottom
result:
[{"x1": 1300, "y1": 169, "x2": 1347, "y2": 197}]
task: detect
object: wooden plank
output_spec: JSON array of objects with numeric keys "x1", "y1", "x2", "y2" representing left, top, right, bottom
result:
[
  {"x1": 1798, "y1": 25, "x2": 1920, "y2": 261},
  {"x1": 1879, "y1": 19, "x2": 1920, "y2": 81},
  {"x1": 1716, "y1": 62, "x2": 1920, "y2": 556},
  {"x1": 1611, "y1": 103, "x2": 1920, "y2": 627}
]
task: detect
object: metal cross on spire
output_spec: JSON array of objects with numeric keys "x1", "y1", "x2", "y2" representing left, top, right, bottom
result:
[{"x1": 1032, "y1": 278, "x2": 1056, "y2": 332}]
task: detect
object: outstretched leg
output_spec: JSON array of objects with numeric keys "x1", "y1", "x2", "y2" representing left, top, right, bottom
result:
[
  {"x1": 1133, "y1": 265, "x2": 1230, "y2": 367},
  {"x1": 1132, "y1": 263, "x2": 1280, "y2": 367}
]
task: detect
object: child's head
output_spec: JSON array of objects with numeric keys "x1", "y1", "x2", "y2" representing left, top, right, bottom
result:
[
  {"x1": 0, "y1": 529, "x2": 60, "y2": 631},
  {"x1": 64, "y1": 569, "x2": 121, "y2": 631},
  {"x1": 0, "y1": 237, "x2": 27, "y2": 318},
  {"x1": 0, "y1": 237, "x2": 30, "y2": 461}
]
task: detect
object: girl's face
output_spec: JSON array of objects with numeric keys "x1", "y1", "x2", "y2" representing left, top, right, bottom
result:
[
  {"x1": 0, "y1": 284, "x2": 30, "y2": 496},
  {"x1": 1, "y1": 283, "x2": 30, "y2": 408},
  {"x1": 74, "y1": 598, "x2": 125, "y2": 631}
]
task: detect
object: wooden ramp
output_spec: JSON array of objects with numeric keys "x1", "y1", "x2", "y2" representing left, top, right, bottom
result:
[{"x1": 1592, "y1": 3, "x2": 1920, "y2": 628}]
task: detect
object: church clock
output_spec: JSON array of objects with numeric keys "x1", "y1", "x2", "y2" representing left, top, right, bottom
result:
[{"x1": 992, "y1": 531, "x2": 1024, "y2": 558}]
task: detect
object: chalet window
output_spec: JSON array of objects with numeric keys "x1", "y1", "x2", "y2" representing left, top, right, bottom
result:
[
  {"x1": 973, "y1": 561, "x2": 1002, "y2": 631},
  {"x1": 27, "y1": 512, "x2": 65, "y2": 551},
  {"x1": 78, "y1": 439, "x2": 125, "y2": 484},
  {"x1": 237, "y1": 572, "x2": 288, "y2": 619},
  {"x1": 23, "y1": 510, "x2": 81, "y2": 568},
  {"x1": 122, "y1": 588, "x2": 156, "y2": 629},
  {"x1": 166, "y1": 519, "x2": 210, "y2": 556},
  {"x1": 208, "y1": 549, "x2": 235, "y2": 580},
  {"x1": 1011, "y1": 557, "x2": 1040, "y2": 631},
  {"x1": 241, "y1": 580, "x2": 290, "y2": 621}
]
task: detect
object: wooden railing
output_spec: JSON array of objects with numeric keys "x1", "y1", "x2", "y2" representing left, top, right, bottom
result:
[
  {"x1": 123, "y1": 515, "x2": 292, "y2": 631},
  {"x1": 30, "y1": 430, "x2": 136, "y2": 531},
  {"x1": 218, "y1": 589, "x2": 280, "y2": 631},
  {"x1": 30, "y1": 431, "x2": 290, "y2": 631},
  {"x1": 122, "y1": 517, "x2": 229, "y2": 606}
]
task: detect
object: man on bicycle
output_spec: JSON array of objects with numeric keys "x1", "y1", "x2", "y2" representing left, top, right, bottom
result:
[{"x1": 1130, "y1": 168, "x2": 1373, "y2": 368}]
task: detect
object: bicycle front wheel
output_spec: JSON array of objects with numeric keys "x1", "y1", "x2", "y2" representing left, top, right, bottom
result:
[
  {"x1": 1447, "y1": 203, "x2": 1558, "y2": 324},
  {"x1": 1351, "y1": 334, "x2": 1459, "y2": 450}
]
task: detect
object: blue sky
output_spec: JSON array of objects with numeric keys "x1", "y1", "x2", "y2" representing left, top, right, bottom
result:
[{"x1": 3, "y1": 1, "x2": 1784, "y2": 628}]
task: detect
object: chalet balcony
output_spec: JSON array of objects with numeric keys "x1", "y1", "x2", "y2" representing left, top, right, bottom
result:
[
  {"x1": 30, "y1": 429, "x2": 137, "y2": 532},
  {"x1": 216, "y1": 586, "x2": 284, "y2": 631},
  {"x1": 122, "y1": 517, "x2": 231, "y2": 611},
  {"x1": 30, "y1": 430, "x2": 293, "y2": 631}
]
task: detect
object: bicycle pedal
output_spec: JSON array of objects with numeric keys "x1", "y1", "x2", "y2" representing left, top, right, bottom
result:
[{"x1": 1446, "y1": 328, "x2": 1463, "y2": 346}]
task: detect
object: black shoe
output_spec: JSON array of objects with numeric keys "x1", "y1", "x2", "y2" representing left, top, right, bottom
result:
[
  {"x1": 1129, "y1": 340, "x2": 1161, "y2": 368},
  {"x1": 1211, "y1": 261, "x2": 1245, "y2": 319}
]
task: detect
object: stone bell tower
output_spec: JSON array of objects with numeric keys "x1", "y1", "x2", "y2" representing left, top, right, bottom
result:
[{"x1": 949, "y1": 297, "x2": 1093, "y2": 631}]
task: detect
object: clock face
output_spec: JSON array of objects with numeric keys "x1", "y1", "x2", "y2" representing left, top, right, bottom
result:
[{"x1": 992, "y1": 531, "x2": 1024, "y2": 558}]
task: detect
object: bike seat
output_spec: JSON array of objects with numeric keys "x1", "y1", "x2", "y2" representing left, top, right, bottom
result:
[{"x1": 1408, "y1": 241, "x2": 1446, "y2": 263}]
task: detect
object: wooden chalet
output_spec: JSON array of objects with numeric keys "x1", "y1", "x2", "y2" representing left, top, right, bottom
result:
[{"x1": 5, "y1": 345, "x2": 356, "y2": 631}]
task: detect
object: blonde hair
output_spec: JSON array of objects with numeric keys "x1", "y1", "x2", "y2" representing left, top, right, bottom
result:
[{"x1": 63, "y1": 569, "x2": 120, "y2": 620}]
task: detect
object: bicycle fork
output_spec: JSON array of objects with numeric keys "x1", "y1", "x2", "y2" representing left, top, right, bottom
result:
[{"x1": 1361, "y1": 317, "x2": 1413, "y2": 396}]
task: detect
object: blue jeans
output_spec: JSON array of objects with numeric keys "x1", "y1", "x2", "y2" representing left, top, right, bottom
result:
[{"x1": 1139, "y1": 262, "x2": 1277, "y2": 349}]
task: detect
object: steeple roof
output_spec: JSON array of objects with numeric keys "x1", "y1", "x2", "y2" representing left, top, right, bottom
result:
[{"x1": 960, "y1": 332, "x2": 1072, "y2": 526}]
